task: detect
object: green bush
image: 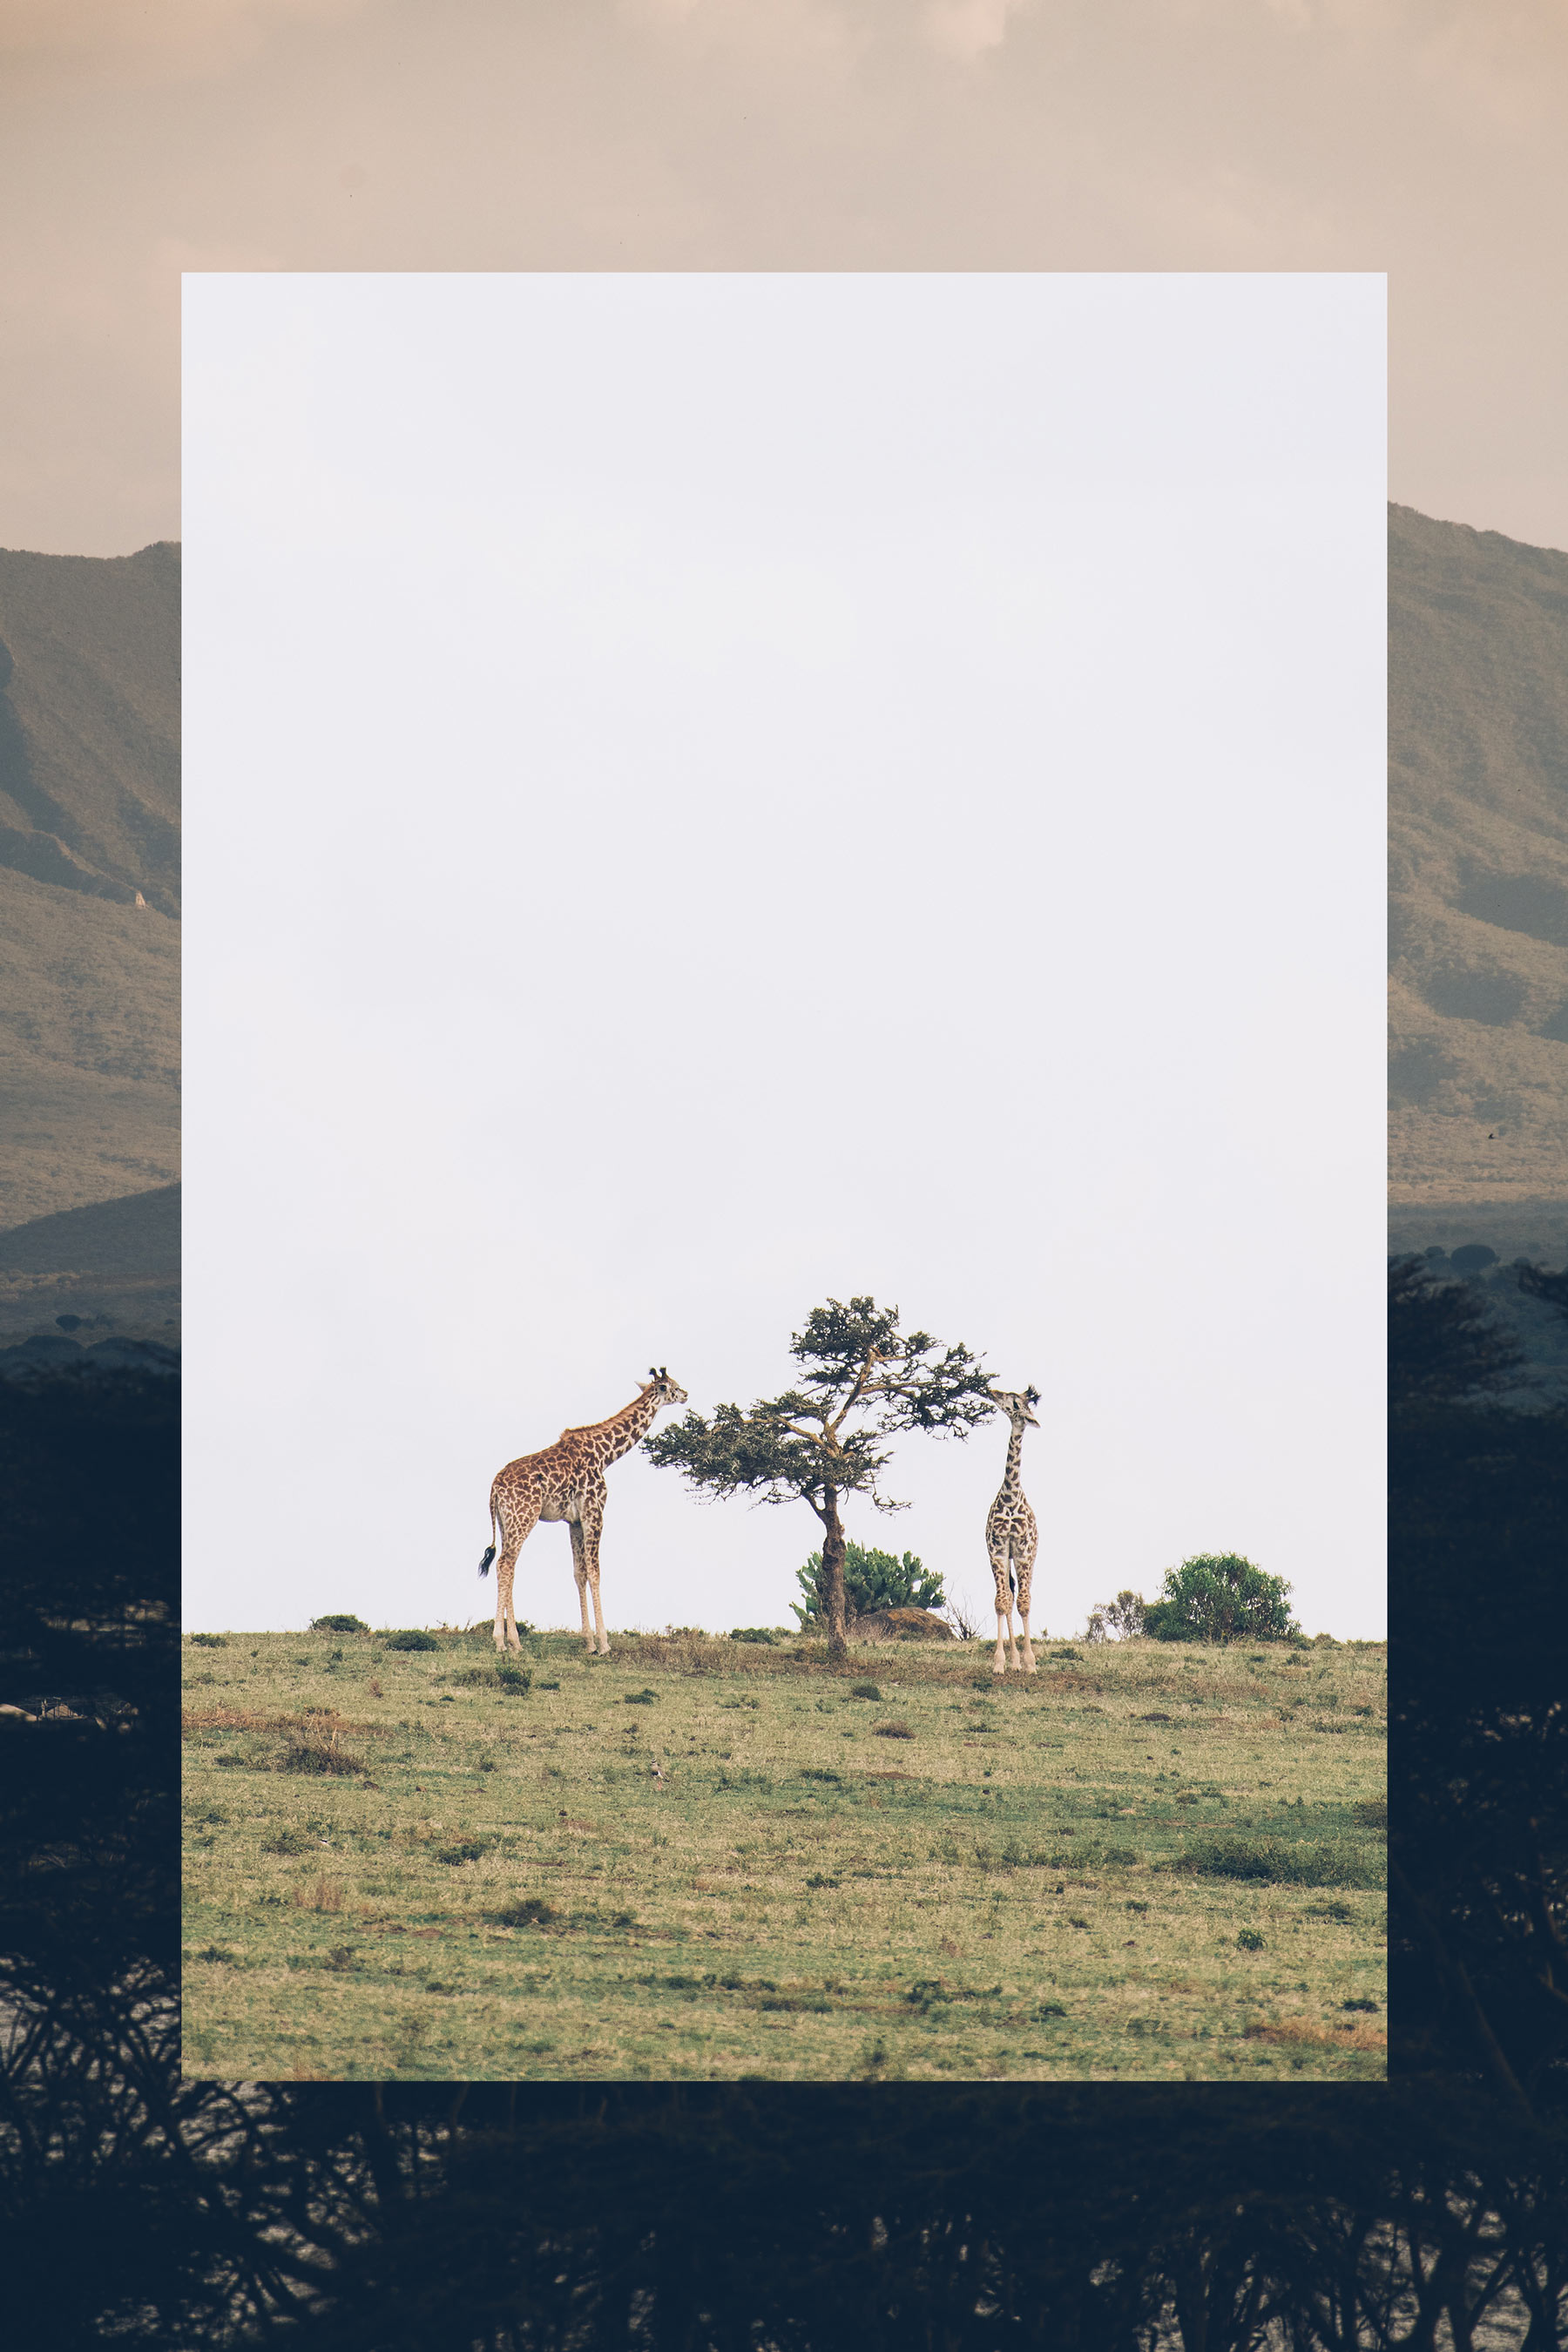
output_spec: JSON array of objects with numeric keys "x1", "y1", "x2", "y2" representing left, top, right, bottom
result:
[
  {"x1": 276, "y1": 1734, "x2": 368, "y2": 1778},
  {"x1": 849, "y1": 1681, "x2": 882, "y2": 1701},
  {"x1": 384, "y1": 1629, "x2": 441, "y2": 1652},
  {"x1": 1142, "y1": 1555, "x2": 1301, "y2": 1646},
  {"x1": 730, "y1": 1626, "x2": 779, "y2": 1644},
  {"x1": 187, "y1": 1632, "x2": 226, "y2": 1647},
  {"x1": 792, "y1": 1543, "x2": 945, "y2": 1630},
  {"x1": 1173, "y1": 1833, "x2": 1381, "y2": 1889},
  {"x1": 310, "y1": 1613, "x2": 369, "y2": 1633},
  {"x1": 491, "y1": 1896, "x2": 556, "y2": 1927}
]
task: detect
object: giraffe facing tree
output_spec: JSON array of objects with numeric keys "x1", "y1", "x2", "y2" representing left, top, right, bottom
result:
[
  {"x1": 479, "y1": 1369, "x2": 687, "y2": 1655},
  {"x1": 985, "y1": 1385, "x2": 1041, "y2": 1675}
]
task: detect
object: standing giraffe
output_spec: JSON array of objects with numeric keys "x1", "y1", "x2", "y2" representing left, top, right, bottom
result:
[
  {"x1": 479, "y1": 1369, "x2": 687, "y2": 1655},
  {"x1": 985, "y1": 1385, "x2": 1041, "y2": 1675}
]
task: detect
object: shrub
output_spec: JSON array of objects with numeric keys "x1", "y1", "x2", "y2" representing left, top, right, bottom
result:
[
  {"x1": 277, "y1": 1734, "x2": 368, "y2": 1778},
  {"x1": 792, "y1": 1543, "x2": 946, "y2": 1630},
  {"x1": 849, "y1": 1681, "x2": 882, "y2": 1701},
  {"x1": 730, "y1": 1626, "x2": 779, "y2": 1644},
  {"x1": 385, "y1": 1629, "x2": 441, "y2": 1652},
  {"x1": 492, "y1": 1896, "x2": 556, "y2": 1928},
  {"x1": 309, "y1": 1614, "x2": 368, "y2": 1633},
  {"x1": 874, "y1": 1720, "x2": 915, "y2": 1740},
  {"x1": 1236, "y1": 1929, "x2": 1266, "y2": 1950},
  {"x1": 260, "y1": 1828, "x2": 312, "y2": 1855},
  {"x1": 1084, "y1": 1592, "x2": 1145, "y2": 1643},
  {"x1": 187, "y1": 1632, "x2": 226, "y2": 1647},
  {"x1": 1173, "y1": 1834, "x2": 1381, "y2": 1889},
  {"x1": 624, "y1": 1688, "x2": 658, "y2": 1705},
  {"x1": 1142, "y1": 1555, "x2": 1301, "y2": 1646},
  {"x1": 436, "y1": 1841, "x2": 490, "y2": 1865},
  {"x1": 445, "y1": 1664, "x2": 531, "y2": 1693}
]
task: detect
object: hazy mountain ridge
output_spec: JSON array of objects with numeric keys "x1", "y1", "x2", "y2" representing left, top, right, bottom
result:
[
  {"x1": 0, "y1": 542, "x2": 179, "y2": 913},
  {"x1": 1389, "y1": 504, "x2": 1568, "y2": 1204},
  {"x1": 0, "y1": 544, "x2": 179, "y2": 1229}
]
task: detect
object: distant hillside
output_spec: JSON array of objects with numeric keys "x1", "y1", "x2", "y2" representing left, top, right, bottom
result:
[
  {"x1": 1389, "y1": 505, "x2": 1568, "y2": 1206},
  {"x1": 0, "y1": 1181, "x2": 179, "y2": 1345},
  {"x1": 0, "y1": 544, "x2": 179, "y2": 1228}
]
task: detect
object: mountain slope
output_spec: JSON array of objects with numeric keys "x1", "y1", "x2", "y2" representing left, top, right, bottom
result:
[
  {"x1": 0, "y1": 544, "x2": 179, "y2": 1228},
  {"x1": 0, "y1": 1182, "x2": 179, "y2": 1345},
  {"x1": 1389, "y1": 504, "x2": 1568, "y2": 1203}
]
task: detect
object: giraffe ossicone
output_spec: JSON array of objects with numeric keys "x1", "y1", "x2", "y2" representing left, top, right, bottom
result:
[
  {"x1": 479, "y1": 1368, "x2": 687, "y2": 1656},
  {"x1": 985, "y1": 1384, "x2": 1041, "y2": 1675}
]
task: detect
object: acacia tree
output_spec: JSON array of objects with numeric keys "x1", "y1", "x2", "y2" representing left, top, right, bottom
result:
[{"x1": 645, "y1": 1296, "x2": 994, "y2": 1663}]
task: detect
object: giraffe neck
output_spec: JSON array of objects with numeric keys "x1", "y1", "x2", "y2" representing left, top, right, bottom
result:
[
  {"x1": 586, "y1": 1388, "x2": 664, "y2": 1469},
  {"x1": 1003, "y1": 1421, "x2": 1026, "y2": 1495}
]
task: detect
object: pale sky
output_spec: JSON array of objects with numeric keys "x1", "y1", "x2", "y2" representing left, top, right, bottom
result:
[
  {"x1": 0, "y1": 0, "x2": 1563, "y2": 558},
  {"x1": 182, "y1": 272, "x2": 1385, "y2": 1641}
]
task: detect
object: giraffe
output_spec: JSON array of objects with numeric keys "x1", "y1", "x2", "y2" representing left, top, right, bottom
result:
[
  {"x1": 985, "y1": 1385, "x2": 1041, "y2": 1675},
  {"x1": 478, "y1": 1369, "x2": 687, "y2": 1655}
]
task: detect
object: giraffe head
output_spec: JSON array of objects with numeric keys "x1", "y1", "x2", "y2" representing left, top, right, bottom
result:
[
  {"x1": 640, "y1": 1366, "x2": 688, "y2": 1413},
  {"x1": 989, "y1": 1385, "x2": 1040, "y2": 1428}
]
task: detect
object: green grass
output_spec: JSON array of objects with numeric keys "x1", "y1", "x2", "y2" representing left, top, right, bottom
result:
[{"x1": 181, "y1": 1625, "x2": 1387, "y2": 2081}]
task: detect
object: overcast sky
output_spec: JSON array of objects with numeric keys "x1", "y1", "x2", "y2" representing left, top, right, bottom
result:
[
  {"x1": 183, "y1": 272, "x2": 1384, "y2": 1641},
  {"x1": 0, "y1": 0, "x2": 1562, "y2": 558}
]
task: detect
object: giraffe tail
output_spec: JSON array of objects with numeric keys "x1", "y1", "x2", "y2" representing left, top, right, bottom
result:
[{"x1": 478, "y1": 1498, "x2": 499, "y2": 1578}]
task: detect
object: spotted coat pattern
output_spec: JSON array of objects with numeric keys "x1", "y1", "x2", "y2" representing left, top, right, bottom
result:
[
  {"x1": 985, "y1": 1388, "x2": 1040, "y2": 1675},
  {"x1": 483, "y1": 1371, "x2": 687, "y2": 1655}
]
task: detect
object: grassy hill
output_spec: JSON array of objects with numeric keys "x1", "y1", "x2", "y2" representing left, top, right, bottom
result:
[
  {"x1": 0, "y1": 543, "x2": 179, "y2": 1240},
  {"x1": 1390, "y1": 504, "x2": 1568, "y2": 1211},
  {"x1": 183, "y1": 1625, "x2": 1386, "y2": 2083}
]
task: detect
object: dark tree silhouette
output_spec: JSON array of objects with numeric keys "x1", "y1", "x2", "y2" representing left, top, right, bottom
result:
[
  {"x1": 1389, "y1": 1257, "x2": 1568, "y2": 2117},
  {"x1": 1388, "y1": 1251, "x2": 1530, "y2": 1410}
]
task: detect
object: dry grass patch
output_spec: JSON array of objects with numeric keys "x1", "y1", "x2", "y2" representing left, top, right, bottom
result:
[
  {"x1": 183, "y1": 1706, "x2": 391, "y2": 1738},
  {"x1": 293, "y1": 1876, "x2": 348, "y2": 1912},
  {"x1": 1246, "y1": 2013, "x2": 1387, "y2": 2053}
]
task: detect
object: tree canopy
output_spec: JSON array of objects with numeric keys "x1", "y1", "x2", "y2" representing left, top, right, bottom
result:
[{"x1": 645, "y1": 1296, "x2": 991, "y2": 1660}]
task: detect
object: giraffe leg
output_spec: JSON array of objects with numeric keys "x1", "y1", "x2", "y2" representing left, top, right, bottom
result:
[
  {"x1": 1014, "y1": 1543, "x2": 1038, "y2": 1675},
  {"x1": 570, "y1": 1521, "x2": 593, "y2": 1652},
  {"x1": 494, "y1": 1544, "x2": 524, "y2": 1654},
  {"x1": 581, "y1": 1503, "x2": 611, "y2": 1656},
  {"x1": 989, "y1": 1544, "x2": 1016, "y2": 1675},
  {"x1": 493, "y1": 1489, "x2": 541, "y2": 1653}
]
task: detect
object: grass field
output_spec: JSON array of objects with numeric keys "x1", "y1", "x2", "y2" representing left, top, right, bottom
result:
[{"x1": 182, "y1": 1624, "x2": 1386, "y2": 2082}]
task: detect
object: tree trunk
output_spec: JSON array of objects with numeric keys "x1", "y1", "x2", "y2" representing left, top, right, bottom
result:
[{"x1": 821, "y1": 1485, "x2": 848, "y2": 1663}]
